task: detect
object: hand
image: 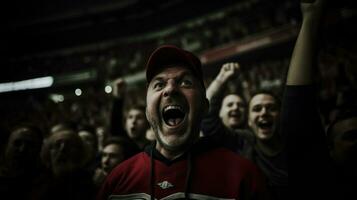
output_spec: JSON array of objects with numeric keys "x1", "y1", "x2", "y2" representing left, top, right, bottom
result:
[
  {"x1": 216, "y1": 62, "x2": 240, "y2": 84},
  {"x1": 93, "y1": 168, "x2": 108, "y2": 184},
  {"x1": 112, "y1": 78, "x2": 126, "y2": 98},
  {"x1": 301, "y1": 0, "x2": 326, "y2": 20}
]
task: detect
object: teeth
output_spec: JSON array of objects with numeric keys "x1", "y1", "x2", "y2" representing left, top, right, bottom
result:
[
  {"x1": 258, "y1": 121, "x2": 272, "y2": 129},
  {"x1": 164, "y1": 105, "x2": 183, "y2": 112},
  {"x1": 259, "y1": 120, "x2": 269, "y2": 124}
]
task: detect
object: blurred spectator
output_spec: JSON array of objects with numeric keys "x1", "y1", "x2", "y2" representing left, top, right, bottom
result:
[
  {"x1": 0, "y1": 123, "x2": 43, "y2": 200},
  {"x1": 78, "y1": 124, "x2": 100, "y2": 176},
  {"x1": 30, "y1": 130, "x2": 95, "y2": 200},
  {"x1": 326, "y1": 106, "x2": 357, "y2": 199},
  {"x1": 110, "y1": 78, "x2": 151, "y2": 149},
  {"x1": 50, "y1": 121, "x2": 77, "y2": 136},
  {"x1": 93, "y1": 136, "x2": 139, "y2": 188}
]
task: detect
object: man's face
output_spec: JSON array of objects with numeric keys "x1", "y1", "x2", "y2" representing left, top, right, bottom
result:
[
  {"x1": 146, "y1": 66, "x2": 207, "y2": 153},
  {"x1": 101, "y1": 144, "x2": 124, "y2": 173},
  {"x1": 330, "y1": 117, "x2": 357, "y2": 167},
  {"x1": 125, "y1": 109, "x2": 148, "y2": 140},
  {"x1": 248, "y1": 94, "x2": 279, "y2": 141},
  {"x1": 219, "y1": 94, "x2": 246, "y2": 129},
  {"x1": 5, "y1": 128, "x2": 42, "y2": 168},
  {"x1": 49, "y1": 131, "x2": 83, "y2": 175}
]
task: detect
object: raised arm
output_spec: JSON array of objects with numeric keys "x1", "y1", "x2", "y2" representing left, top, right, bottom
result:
[
  {"x1": 287, "y1": 0, "x2": 325, "y2": 85},
  {"x1": 201, "y1": 62, "x2": 244, "y2": 141},
  {"x1": 109, "y1": 78, "x2": 127, "y2": 136},
  {"x1": 284, "y1": 0, "x2": 330, "y2": 198},
  {"x1": 206, "y1": 62, "x2": 240, "y2": 101}
]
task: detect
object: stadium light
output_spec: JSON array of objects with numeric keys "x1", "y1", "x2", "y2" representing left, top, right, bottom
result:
[
  {"x1": 0, "y1": 76, "x2": 54, "y2": 93},
  {"x1": 75, "y1": 88, "x2": 82, "y2": 96},
  {"x1": 105, "y1": 85, "x2": 112, "y2": 94}
]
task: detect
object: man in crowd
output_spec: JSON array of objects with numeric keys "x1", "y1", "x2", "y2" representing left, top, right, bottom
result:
[
  {"x1": 97, "y1": 45, "x2": 267, "y2": 200},
  {"x1": 93, "y1": 136, "x2": 139, "y2": 187},
  {"x1": 202, "y1": 63, "x2": 286, "y2": 199},
  {"x1": 110, "y1": 78, "x2": 151, "y2": 149}
]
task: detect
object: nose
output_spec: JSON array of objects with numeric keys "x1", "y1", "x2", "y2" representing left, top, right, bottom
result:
[
  {"x1": 232, "y1": 103, "x2": 239, "y2": 110},
  {"x1": 163, "y1": 79, "x2": 178, "y2": 97},
  {"x1": 260, "y1": 106, "x2": 268, "y2": 115}
]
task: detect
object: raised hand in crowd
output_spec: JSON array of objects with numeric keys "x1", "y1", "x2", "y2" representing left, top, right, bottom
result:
[{"x1": 206, "y1": 62, "x2": 240, "y2": 100}]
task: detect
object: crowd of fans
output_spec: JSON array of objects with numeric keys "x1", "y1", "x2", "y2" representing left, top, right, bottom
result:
[
  {"x1": 3, "y1": 42, "x2": 355, "y2": 138},
  {"x1": 1, "y1": 40, "x2": 356, "y2": 199},
  {"x1": 1, "y1": 0, "x2": 356, "y2": 199}
]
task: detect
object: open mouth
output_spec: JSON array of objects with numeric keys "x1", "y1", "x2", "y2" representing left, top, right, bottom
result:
[
  {"x1": 129, "y1": 127, "x2": 136, "y2": 133},
  {"x1": 229, "y1": 111, "x2": 240, "y2": 118},
  {"x1": 257, "y1": 120, "x2": 273, "y2": 130},
  {"x1": 162, "y1": 105, "x2": 185, "y2": 127}
]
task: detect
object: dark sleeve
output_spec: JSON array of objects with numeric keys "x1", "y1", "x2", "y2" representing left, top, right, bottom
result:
[
  {"x1": 201, "y1": 92, "x2": 225, "y2": 137},
  {"x1": 281, "y1": 85, "x2": 329, "y2": 197},
  {"x1": 109, "y1": 97, "x2": 126, "y2": 137},
  {"x1": 281, "y1": 85, "x2": 328, "y2": 158}
]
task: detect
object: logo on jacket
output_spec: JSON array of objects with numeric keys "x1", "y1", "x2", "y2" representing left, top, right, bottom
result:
[{"x1": 157, "y1": 181, "x2": 174, "y2": 189}]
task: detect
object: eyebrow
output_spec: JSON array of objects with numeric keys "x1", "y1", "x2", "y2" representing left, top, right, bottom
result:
[
  {"x1": 152, "y1": 71, "x2": 193, "y2": 81},
  {"x1": 252, "y1": 102, "x2": 276, "y2": 106},
  {"x1": 151, "y1": 77, "x2": 164, "y2": 82}
]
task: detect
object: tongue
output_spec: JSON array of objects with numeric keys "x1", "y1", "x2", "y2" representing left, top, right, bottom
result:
[{"x1": 167, "y1": 118, "x2": 182, "y2": 126}]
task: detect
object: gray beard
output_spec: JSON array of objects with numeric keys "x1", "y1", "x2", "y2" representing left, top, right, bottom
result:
[
  {"x1": 151, "y1": 123, "x2": 183, "y2": 150},
  {"x1": 149, "y1": 120, "x2": 193, "y2": 154}
]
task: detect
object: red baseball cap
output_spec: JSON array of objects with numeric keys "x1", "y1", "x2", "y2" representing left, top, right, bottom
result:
[{"x1": 145, "y1": 45, "x2": 204, "y2": 88}]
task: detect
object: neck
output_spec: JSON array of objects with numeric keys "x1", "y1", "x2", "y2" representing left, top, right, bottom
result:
[
  {"x1": 155, "y1": 143, "x2": 186, "y2": 160},
  {"x1": 134, "y1": 137, "x2": 148, "y2": 149},
  {"x1": 256, "y1": 137, "x2": 283, "y2": 156}
]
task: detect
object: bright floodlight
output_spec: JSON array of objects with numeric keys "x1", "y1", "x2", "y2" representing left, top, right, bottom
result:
[
  {"x1": 75, "y1": 88, "x2": 82, "y2": 96},
  {"x1": 50, "y1": 94, "x2": 64, "y2": 103},
  {"x1": 105, "y1": 85, "x2": 112, "y2": 94},
  {"x1": 0, "y1": 76, "x2": 54, "y2": 93}
]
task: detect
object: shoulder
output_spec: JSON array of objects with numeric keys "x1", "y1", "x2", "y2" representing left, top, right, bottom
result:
[
  {"x1": 197, "y1": 147, "x2": 265, "y2": 190},
  {"x1": 107, "y1": 152, "x2": 148, "y2": 181},
  {"x1": 205, "y1": 147, "x2": 259, "y2": 171},
  {"x1": 97, "y1": 152, "x2": 149, "y2": 198},
  {"x1": 113, "y1": 152, "x2": 147, "y2": 171}
]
